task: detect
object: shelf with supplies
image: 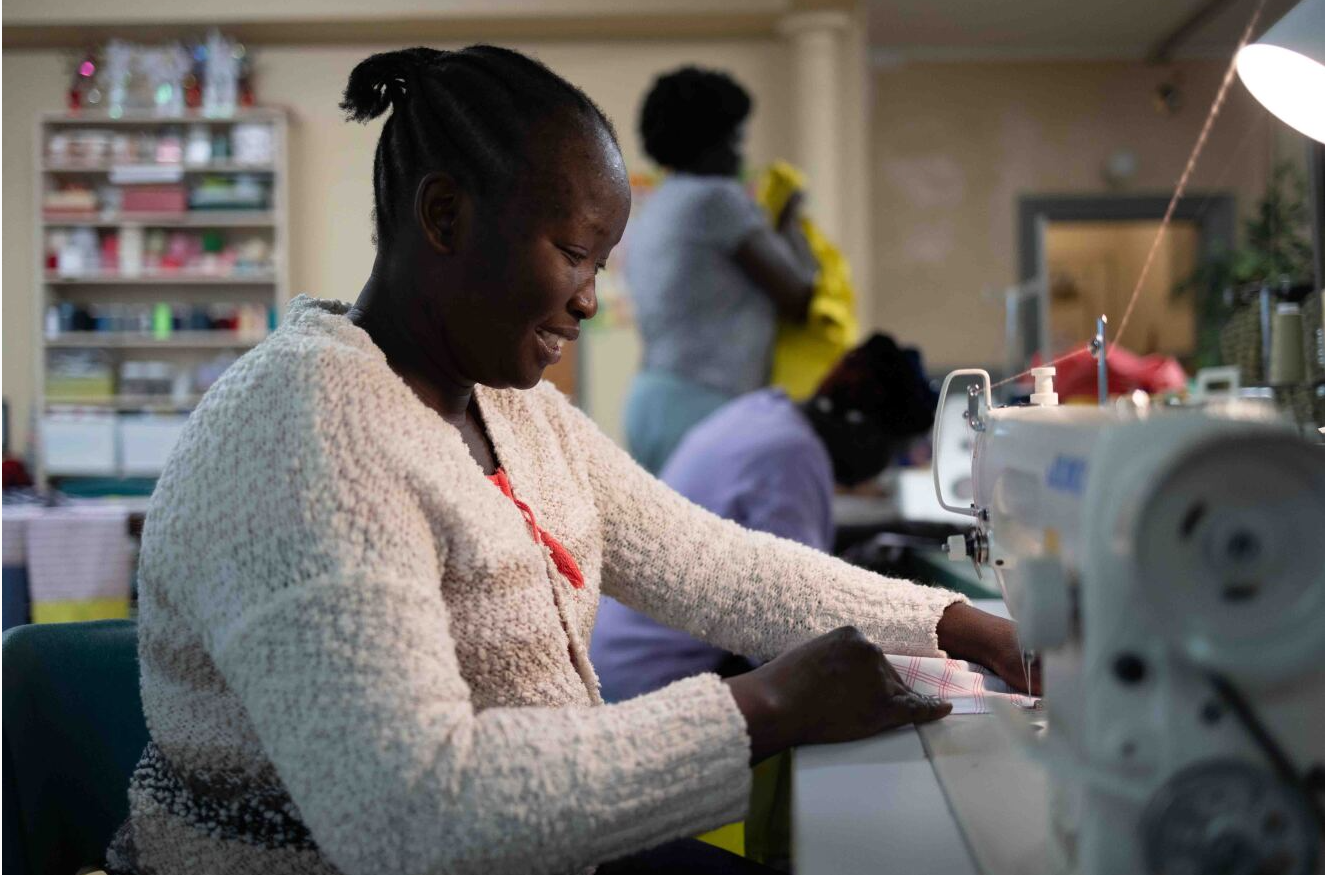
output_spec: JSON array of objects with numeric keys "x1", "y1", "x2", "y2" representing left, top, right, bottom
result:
[
  {"x1": 34, "y1": 107, "x2": 289, "y2": 487},
  {"x1": 43, "y1": 162, "x2": 275, "y2": 174},
  {"x1": 45, "y1": 394, "x2": 205, "y2": 411},
  {"x1": 43, "y1": 211, "x2": 276, "y2": 228},
  {"x1": 45, "y1": 272, "x2": 277, "y2": 285},
  {"x1": 46, "y1": 332, "x2": 264, "y2": 349},
  {"x1": 43, "y1": 109, "x2": 287, "y2": 126}
]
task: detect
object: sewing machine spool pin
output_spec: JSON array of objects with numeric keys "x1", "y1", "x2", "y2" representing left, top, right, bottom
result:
[{"x1": 1090, "y1": 315, "x2": 1109, "y2": 407}]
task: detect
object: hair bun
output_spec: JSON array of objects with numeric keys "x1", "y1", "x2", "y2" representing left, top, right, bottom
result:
[{"x1": 340, "y1": 48, "x2": 446, "y2": 122}]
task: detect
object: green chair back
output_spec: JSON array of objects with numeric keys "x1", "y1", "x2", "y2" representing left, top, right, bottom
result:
[{"x1": 3, "y1": 620, "x2": 147, "y2": 875}]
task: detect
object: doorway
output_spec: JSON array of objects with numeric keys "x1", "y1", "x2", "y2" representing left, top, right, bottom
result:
[
  {"x1": 1017, "y1": 195, "x2": 1235, "y2": 371},
  {"x1": 1045, "y1": 219, "x2": 1200, "y2": 359}
]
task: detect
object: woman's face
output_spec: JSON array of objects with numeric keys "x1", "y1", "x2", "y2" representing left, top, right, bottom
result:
[
  {"x1": 685, "y1": 121, "x2": 746, "y2": 177},
  {"x1": 420, "y1": 123, "x2": 631, "y2": 391}
]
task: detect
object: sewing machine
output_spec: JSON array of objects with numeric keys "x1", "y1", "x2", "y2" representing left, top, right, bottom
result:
[{"x1": 930, "y1": 366, "x2": 1325, "y2": 875}]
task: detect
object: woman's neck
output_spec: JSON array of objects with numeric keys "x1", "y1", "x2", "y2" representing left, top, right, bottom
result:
[{"x1": 349, "y1": 259, "x2": 474, "y2": 427}]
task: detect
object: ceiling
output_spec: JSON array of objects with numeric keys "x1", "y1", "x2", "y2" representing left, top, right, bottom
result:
[{"x1": 868, "y1": 0, "x2": 1301, "y2": 60}]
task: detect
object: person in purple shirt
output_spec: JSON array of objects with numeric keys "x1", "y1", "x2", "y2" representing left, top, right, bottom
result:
[{"x1": 592, "y1": 333, "x2": 938, "y2": 702}]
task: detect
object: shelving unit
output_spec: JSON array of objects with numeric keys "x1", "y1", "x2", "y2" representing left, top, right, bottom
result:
[
  {"x1": 45, "y1": 395, "x2": 204, "y2": 411},
  {"x1": 44, "y1": 272, "x2": 277, "y2": 285},
  {"x1": 42, "y1": 162, "x2": 276, "y2": 173},
  {"x1": 43, "y1": 211, "x2": 276, "y2": 228},
  {"x1": 33, "y1": 108, "x2": 290, "y2": 487},
  {"x1": 47, "y1": 332, "x2": 263, "y2": 349}
]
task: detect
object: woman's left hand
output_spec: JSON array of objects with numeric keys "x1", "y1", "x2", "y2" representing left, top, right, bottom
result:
[{"x1": 935, "y1": 601, "x2": 1041, "y2": 695}]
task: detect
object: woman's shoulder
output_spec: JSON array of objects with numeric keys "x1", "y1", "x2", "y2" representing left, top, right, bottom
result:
[
  {"x1": 163, "y1": 296, "x2": 420, "y2": 496},
  {"x1": 147, "y1": 298, "x2": 451, "y2": 529},
  {"x1": 646, "y1": 175, "x2": 764, "y2": 247},
  {"x1": 656, "y1": 173, "x2": 751, "y2": 209},
  {"x1": 202, "y1": 296, "x2": 396, "y2": 415}
]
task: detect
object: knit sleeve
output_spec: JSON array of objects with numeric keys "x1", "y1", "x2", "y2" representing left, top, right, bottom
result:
[
  {"x1": 180, "y1": 376, "x2": 751, "y2": 875},
  {"x1": 541, "y1": 385, "x2": 967, "y2": 658}
]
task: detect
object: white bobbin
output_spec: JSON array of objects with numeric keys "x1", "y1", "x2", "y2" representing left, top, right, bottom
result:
[{"x1": 1030, "y1": 366, "x2": 1059, "y2": 406}]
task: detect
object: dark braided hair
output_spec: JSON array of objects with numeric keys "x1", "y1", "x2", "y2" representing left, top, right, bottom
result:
[
  {"x1": 639, "y1": 66, "x2": 751, "y2": 172},
  {"x1": 341, "y1": 45, "x2": 616, "y2": 248},
  {"x1": 805, "y1": 334, "x2": 939, "y2": 486}
]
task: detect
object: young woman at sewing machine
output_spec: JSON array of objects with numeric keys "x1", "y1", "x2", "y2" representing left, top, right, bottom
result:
[{"x1": 107, "y1": 46, "x2": 1029, "y2": 875}]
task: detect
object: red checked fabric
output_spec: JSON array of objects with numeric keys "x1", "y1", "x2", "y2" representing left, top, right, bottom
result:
[
  {"x1": 886, "y1": 655, "x2": 1040, "y2": 714},
  {"x1": 486, "y1": 468, "x2": 585, "y2": 589}
]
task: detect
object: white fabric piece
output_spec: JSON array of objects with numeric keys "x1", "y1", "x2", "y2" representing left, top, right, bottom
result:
[{"x1": 23, "y1": 505, "x2": 133, "y2": 602}]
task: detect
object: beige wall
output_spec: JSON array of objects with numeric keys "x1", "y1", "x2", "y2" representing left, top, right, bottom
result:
[
  {"x1": 5, "y1": 0, "x2": 788, "y2": 26},
  {"x1": 1045, "y1": 220, "x2": 1200, "y2": 357},
  {"x1": 868, "y1": 57, "x2": 1305, "y2": 368},
  {"x1": 2, "y1": 39, "x2": 792, "y2": 455}
]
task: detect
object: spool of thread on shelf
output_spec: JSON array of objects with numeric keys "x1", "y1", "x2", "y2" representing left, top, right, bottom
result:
[
  {"x1": 121, "y1": 227, "x2": 144, "y2": 278},
  {"x1": 152, "y1": 303, "x2": 173, "y2": 340},
  {"x1": 1268, "y1": 302, "x2": 1305, "y2": 385}
]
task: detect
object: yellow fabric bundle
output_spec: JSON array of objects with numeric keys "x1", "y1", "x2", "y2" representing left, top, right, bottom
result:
[{"x1": 755, "y1": 161, "x2": 860, "y2": 400}]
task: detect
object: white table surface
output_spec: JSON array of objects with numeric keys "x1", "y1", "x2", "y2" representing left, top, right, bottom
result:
[{"x1": 793, "y1": 600, "x2": 1061, "y2": 875}]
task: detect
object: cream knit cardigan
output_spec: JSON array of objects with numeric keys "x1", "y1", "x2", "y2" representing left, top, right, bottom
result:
[{"x1": 114, "y1": 296, "x2": 965, "y2": 875}]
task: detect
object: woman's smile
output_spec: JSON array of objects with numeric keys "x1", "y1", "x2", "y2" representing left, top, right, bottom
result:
[{"x1": 534, "y1": 323, "x2": 580, "y2": 367}]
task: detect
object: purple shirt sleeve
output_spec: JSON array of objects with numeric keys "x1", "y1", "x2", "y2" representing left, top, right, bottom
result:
[{"x1": 734, "y1": 447, "x2": 834, "y2": 554}]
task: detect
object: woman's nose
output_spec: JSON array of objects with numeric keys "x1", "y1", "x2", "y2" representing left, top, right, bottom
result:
[{"x1": 570, "y1": 282, "x2": 598, "y2": 322}]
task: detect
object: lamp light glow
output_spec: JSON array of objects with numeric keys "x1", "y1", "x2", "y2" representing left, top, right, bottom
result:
[{"x1": 1236, "y1": 0, "x2": 1325, "y2": 143}]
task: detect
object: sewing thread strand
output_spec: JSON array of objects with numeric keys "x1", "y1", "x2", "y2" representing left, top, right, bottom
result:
[{"x1": 992, "y1": 0, "x2": 1269, "y2": 391}]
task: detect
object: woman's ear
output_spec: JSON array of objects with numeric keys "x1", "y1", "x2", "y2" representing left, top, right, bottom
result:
[{"x1": 416, "y1": 172, "x2": 462, "y2": 254}]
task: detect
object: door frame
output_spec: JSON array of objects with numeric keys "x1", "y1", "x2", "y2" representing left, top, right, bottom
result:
[{"x1": 1016, "y1": 193, "x2": 1237, "y2": 366}]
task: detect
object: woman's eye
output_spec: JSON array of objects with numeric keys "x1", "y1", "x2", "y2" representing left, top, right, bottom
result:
[
  {"x1": 595, "y1": 262, "x2": 607, "y2": 275},
  {"x1": 560, "y1": 246, "x2": 586, "y2": 265}
]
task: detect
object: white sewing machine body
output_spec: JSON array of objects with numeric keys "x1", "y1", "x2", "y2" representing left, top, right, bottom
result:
[{"x1": 933, "y1": 369, "x2": 1325, "y2": 875}]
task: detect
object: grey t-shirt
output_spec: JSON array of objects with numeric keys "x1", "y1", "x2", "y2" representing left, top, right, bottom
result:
[{"x1": 626, "y1": 174, "x2": 776, "y2": 396}]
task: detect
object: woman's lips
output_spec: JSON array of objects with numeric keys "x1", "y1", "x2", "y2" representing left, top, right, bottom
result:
[{"x1": 535, "y1": 326, "x2": 575, "y2": 366}]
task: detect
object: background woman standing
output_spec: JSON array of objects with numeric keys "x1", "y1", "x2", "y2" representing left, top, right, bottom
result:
[{"x1": 625, "y1": 66, "x2": 819, "y2": 474}]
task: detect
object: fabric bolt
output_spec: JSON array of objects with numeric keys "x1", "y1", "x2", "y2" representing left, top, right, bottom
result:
[
  {"x1": 2, "y1": 505, "x2": 38, "y2": 566},
  {"x1": 754, "y1": 161, "x2": 860, "y2": 401},
  {"x1": 887, "y1": 655, "x2": 1041, "y2": 714},
  {"x1": 3, "y1": 506, "x2": 37, "y2": 628},
  {"x1": 595, "y1": 389, "x2": 834, "y2": 703},
  {"x1": 108, "y1": 296, "x2": 966, "y2": 875},
  {"x1": 626, "y1": 173, "x2": 776, "y2": 397},
  {"x1": 21, "y1": 505, "x2": 133, "y2": 623}
]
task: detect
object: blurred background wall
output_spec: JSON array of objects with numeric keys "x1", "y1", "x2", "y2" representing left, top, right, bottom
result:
[
  {"x1": 5, "y1": 0, "x2": 882, "y2": 453},
  {"x1": 4, "y1": 0, "x2": 1311, "y2": 455},
  {"x1": 870, "y1": 57, "x2": 1304, "y2": 367}
]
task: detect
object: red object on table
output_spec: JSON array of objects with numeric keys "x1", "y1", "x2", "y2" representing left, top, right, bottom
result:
[
  {"x1": 3, "y1": 456, "x2": 34, "y2": 489},
  {"x1": 1033, "y1": 345, "x2": 1187, "y2": 401}
]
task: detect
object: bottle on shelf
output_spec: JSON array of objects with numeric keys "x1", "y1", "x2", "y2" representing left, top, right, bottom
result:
[{"x1": 120, "y1": 226, "x2": 144, "y2": 277}]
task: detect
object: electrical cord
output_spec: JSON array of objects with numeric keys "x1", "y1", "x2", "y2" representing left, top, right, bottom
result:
[{"x1": 1207, "y1": 671, "x2": 1325, "y2": 831}]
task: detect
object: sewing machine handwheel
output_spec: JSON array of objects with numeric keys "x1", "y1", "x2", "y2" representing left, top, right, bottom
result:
[
  {"x1": 1141, "y1": 759, "x2": 1319, "y2": 875},
  {"x1": 1134, "y1": 434, "x2": 1325, "y2": 679}
]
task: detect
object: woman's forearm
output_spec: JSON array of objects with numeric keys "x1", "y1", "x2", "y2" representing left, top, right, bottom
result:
[
  {"x1": 935, "y1": 601, "x2": 994, "y2": 661},
  {"x1": 936, "y1": 601, "x2": 1037, "y2": 693},
  {"x1": 778, "y1": 220, "x2": 817, "y2": 276}
]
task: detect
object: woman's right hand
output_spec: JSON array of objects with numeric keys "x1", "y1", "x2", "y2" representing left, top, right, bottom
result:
[
  {"x1": 775, "y1": 190, "x2": 805, "y2": 232},
  {"x1": 724, "y1": 626, "x2": 951, "y2": 764}
]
